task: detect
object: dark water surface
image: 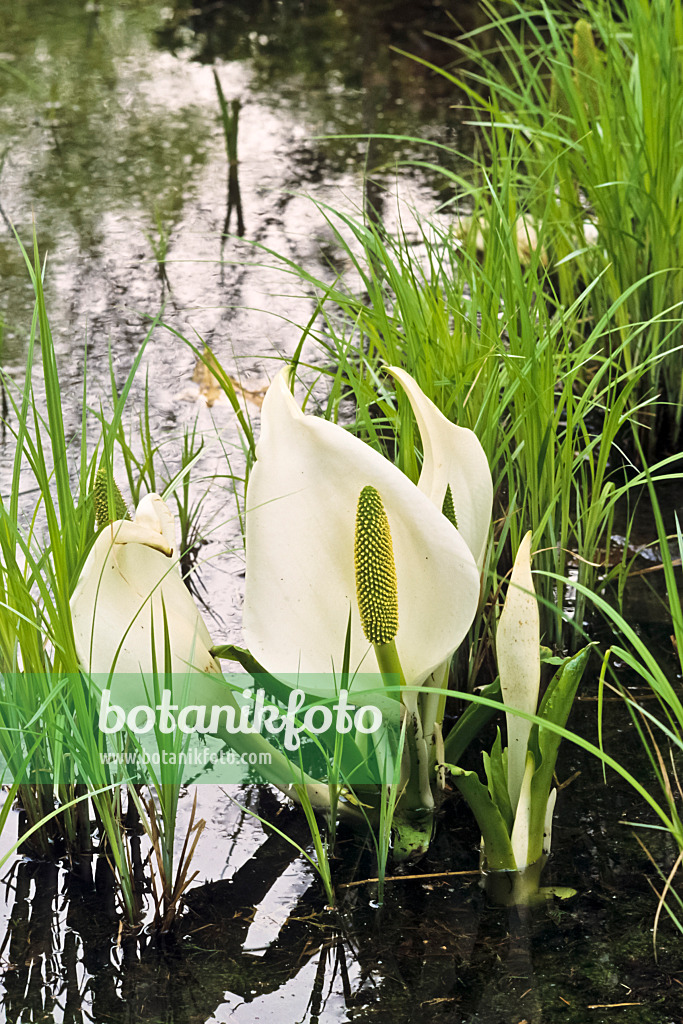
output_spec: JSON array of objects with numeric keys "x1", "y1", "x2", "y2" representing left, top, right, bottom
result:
[
  {"x1": 1, "y1": 2, "x2": 683, "y2": 1022},
  {"x1": 2, "y1": 682, "x2": 683, "y2": 1024}
]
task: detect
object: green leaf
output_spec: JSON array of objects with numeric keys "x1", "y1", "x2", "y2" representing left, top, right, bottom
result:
[
  {"x1": 482, "y1": 728, "x2": 514, "y2": 835},
  {"x1": 527, "y1": 646, "x2": 591, "y2": 862},
  {"x1": 540, "y1": 646, "x2": 565, "y2": 665},
  {"x1": 445, "y1": 763, "x2": 516, "y2": 871},
  {"x1": 442, "y1": 678, "x2": 501, "y2": 764},
  {"x1": 536, "y1": 646, "x2": 591, "y2": 756}
]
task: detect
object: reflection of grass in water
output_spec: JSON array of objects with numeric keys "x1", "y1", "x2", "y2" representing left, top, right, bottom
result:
[
  {"x1": 214, "y1": 72, "x2": 245, "y2": 238},
  {"x1": 144, "y1": 207, "x2": 170, "y2": 284},
  {"x1": 159, "y1": 0, "x2": 470, "y2": 173},
  {"x1": 214, "y1": 71, "x2": 239, "y2": 168},
  {"x1": 3, "y1": 821, "x2": 680, "y2": 1024}
]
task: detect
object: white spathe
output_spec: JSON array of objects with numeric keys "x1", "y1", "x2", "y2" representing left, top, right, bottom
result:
[
  {"x1": 496, "y1": 531, "x2": 541, "y2": 813},
  {"x1": 70, "y1": 493, "x2": 219, "y2": 677},
  {"x1": 510, "y1": 750, "x2": 535, "y2": 868},
  {"x1": 386, "y1": 367, "x2": 492, "y2": 572},
  {"x1": 243, "y1": 368, "x2": 484, "y2": 690}
]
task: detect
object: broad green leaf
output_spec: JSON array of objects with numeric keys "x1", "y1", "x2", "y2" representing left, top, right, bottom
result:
[{"x1": 446, "y1": 763, "x2": 516, "y2": 871}]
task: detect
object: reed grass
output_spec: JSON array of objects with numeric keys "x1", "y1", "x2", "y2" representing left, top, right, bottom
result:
[
  {"x1": 582, "y1": 454, "x2": 683, "y2": 860},
  {"x1": 421, "y1": 0, "x2": 683, "y2": 452}
]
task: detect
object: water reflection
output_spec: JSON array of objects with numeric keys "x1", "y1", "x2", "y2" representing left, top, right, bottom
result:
[
  {"x1": 1, "y1": 751, "x2": 681, "y2": 1024},
  {"x1": 156, "y1": 0, "x2": 465, "y2": 132},
  {"x1": 0, "y1": 794, "x2": 326, "y2": 1022},
  {"x1": 0, "y1": 0, "x2": 469, "y2": 370}
]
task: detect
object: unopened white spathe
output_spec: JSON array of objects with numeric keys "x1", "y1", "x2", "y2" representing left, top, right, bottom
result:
[
  {"x1": 70, "y1": 493, "x2": 219, "y2": 677},
  {"x1": 496, "y1": 531, "x2": 541, "y2": 812},
  {"x1": 243, "y1": 367, "x2": 484, "y2": 688}
]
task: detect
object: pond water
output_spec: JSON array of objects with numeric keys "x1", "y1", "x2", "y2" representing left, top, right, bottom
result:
[
  {"x1": 2, "y1": 680, "x2": 683, "y2": 1024},
  {"x1": 1, "y1": 2, "x2": 683, "y2": 1022}
]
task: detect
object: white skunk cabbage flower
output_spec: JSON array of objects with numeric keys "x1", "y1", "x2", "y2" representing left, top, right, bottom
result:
[
  {"x1": 496, "y1": 532, "x2": 541, "y2": 812},
  {"x1": 386, "y1": 367, "x2": 493, "y2": 573},
  {"x1": 243, "y1": 367, "x2": 489, "y2": 689},
  {"x1": 70, "y1": 493, "x2": 219, "y2": 677}
]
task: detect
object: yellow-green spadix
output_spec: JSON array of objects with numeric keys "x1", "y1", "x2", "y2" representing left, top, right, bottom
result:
[
  {"x1": 354, "y1": 484, "x2": 399, "y2": 646},
  {"x1": 243, "y1": 367, "x2": 482, "y2": 687},
  {"x1": 70, "y1": 492, "x2": 219, "y2": 677}
]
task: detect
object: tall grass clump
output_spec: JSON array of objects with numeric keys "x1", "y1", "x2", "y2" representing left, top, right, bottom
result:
[
  {"x1": 0, "y1": 235, "x2": 101, "y2": 858},
  {"x1": 0, "y1": 235, "x2": 212, "y2": 926},
  {"x1": 423, "y1": 0, "x2": 683, "y2": 453},
  {"x1": 0, "y1": 234, "x2": 152, "y2": 913}
]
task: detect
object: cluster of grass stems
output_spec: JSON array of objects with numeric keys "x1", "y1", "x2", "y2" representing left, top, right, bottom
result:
[
  {"x1": 421, "y1": 0, "x2": 683, "y2": 454},
  {"x1": 0, "y1": 235, "x2": 223, "y2": 928},
  {"x1": 1, "y1": 0, "x2": 683, "y2": 933}
]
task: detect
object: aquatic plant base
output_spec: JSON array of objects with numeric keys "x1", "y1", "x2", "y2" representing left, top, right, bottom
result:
[
  {"x1": 481, "y1": 855, "x2": 576, "y2": 907},
  {"x1": 392, "y1": 808, "x2": 434, "y2": 863}
]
